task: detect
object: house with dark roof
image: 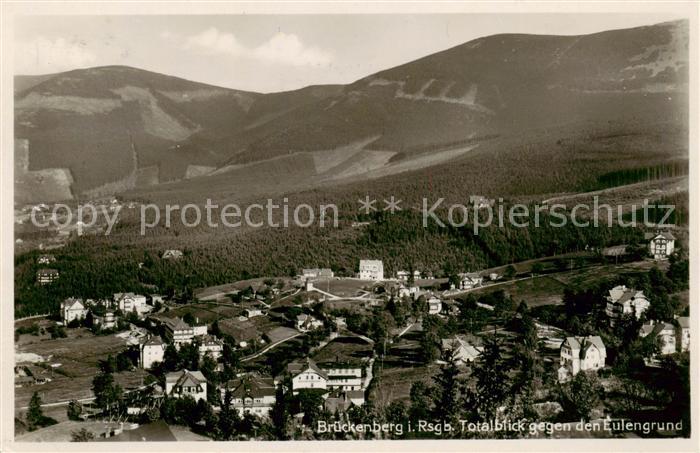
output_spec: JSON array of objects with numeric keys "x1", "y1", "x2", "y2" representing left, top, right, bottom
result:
[
  {"x1": 324, "y1": 389, "x2": 365, "y2": 413},
  {"x1": 100, "y1": 420, "x2": 177, "y2": 442},
  {"x1": 165, "y1": 369, "x2": 207, "y2": 402},
  {"x1": 296, "y1": 313, "x2": 323, "y2": 332},
  {"x1": 639, "y1": 321, "x2": 677, "y2": 356},
  {"x1": 458, "y1": 272, "x2": 483, "y2": 290},
  {"x1": 222, "y1": 374, "x2": 276, "y2": 417},
  {"x1": 37, "y1": 268, "x2": 59, "y2": 285},
  {"x1": 605, "y1": 285, "x2": 650, "y2": 326},
  {"x1": 162, "y1": 317, "x2": 194, "y2": 348},
  {"x1": 558, "y1": 336, "x2": 606, "y2": 382}
]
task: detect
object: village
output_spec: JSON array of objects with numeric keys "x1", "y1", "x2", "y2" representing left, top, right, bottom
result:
[{"x1": 14, "y1": 230, "x2": 690, "y2": 441}]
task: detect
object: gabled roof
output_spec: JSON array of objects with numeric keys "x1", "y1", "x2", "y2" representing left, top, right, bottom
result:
[
  {"x1": 142, "y1": 335, "x2": 164, "y2": 347},
  {"x1": 563, "y1": 336, "x2": 606, "y2": 358},
  {"x1": 651, "y1": 232, "x2": 676, "y2": 241},
  {"x1": 287, "y1": 358, "x2": 328, "y2": 380},
  {"x1": 62, "y1": 297, "x2": 85, "y2": 309},
  {"x1": 164, "y1": 317, "x2": 191, "y2": 331},
  {"x1": 608, "y1": 285, "x2": 647, "y2": 304},
  {"x1": 166, "y1": 369, "x2": 206, "y2": 388},
  {"x1": 677, "y1": 317, "x2": 690, "y2": 329}
]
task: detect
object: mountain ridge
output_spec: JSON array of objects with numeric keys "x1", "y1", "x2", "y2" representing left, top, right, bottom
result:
[{"x1": 14, "y1": 19, "x2": 688, "y2": 203}]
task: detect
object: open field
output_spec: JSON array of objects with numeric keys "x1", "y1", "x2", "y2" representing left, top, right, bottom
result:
[
  {"x1": 15, "y1": 328, "x2": 148, "y2": 410},
  {"x1": 464, "y1": 257, "x2": 667, "y2": 307},
  {"x1": 322, "y1": 279, "x2": 372, "y2": 298},
  {"x1": 159, "y1": 302, "x2": 240, "y2": 324},
  {"x1": 312, "y1": 337, "x2": 374, "y2": 364}
]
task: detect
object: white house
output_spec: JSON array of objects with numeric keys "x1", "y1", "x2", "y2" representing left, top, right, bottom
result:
[
  {"x1": 558, "y1": 336, "x2": 607, "y2": 382},
  {"x1": 648, "y1": 231, "x2": 676, "y2": 260},
  {"x1": 639, "y1": 321, "x2": 677, "y2": 355},
  {"x1": 245, "y1": 308, "x2": 264, "y2": 318},
  {"x1": 140, "y1": 336, "x2": 165, "y2": 369},
  {"x1": 459, "y1": 273, "x2": 483, "y2": 290},
  {"x1": 396, "y1": 270, "x2": 421, "y2": 281},
  {"x1": 605, "y1": 285, "x2": 650, "y2": 325},
  {"x1": 359, "y1": 260, "x2": 384, "y2": 281},
  {"x1": 223, "y1": 374, "x2": 277, "y2": 418},
  {"x1": 296, "y1": 314, "x2": 324, "y2": 332},
  {"x1": 114, "y1": 293, "x2": 149, "y2": 316},
  {"x1": 60, "y1": 298, "x2": 88, "y2": 324},
  {"x1": 165, "y1": 369, "x2": 207, "y2": 402},
  {"x1": 285, "y1": 358, "x2": 329, "y2": 393},
  {"x1": 441, "y1": 336, "x2": 483, "y2": 364},
  {"x1": 163, "y1": 317, "x2": 194, "y2": 348},
  {"x1": 198, "y1": 335, "x2": 224, "y2": 360},
  {"x1": 427, "y1": 295, "x2": 442, "y2": 315}
]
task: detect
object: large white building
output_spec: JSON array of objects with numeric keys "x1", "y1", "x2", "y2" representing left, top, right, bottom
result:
[
  {"x1": 165, "y1": 369, "x2": 207, "y2": 402},
  {"x1": 281, "y1": 358, "x2": 367, "y2": 393},
  {"x1": 286, "y1": 358, "x2": 328, "y2": 393},
  {"x1": 114, "y1": 292, "x2": 149, "y2": 316},
  {"x1": 359, "y1": 260, "x2": 384, "y2": 281},
  {"x1": 558, "y1": 336, "x2": 607, "y2": 382},
  {"x1": 321, "y1": 361, "x2": 364, "y2": 391},
  {"x1": 60, "y1": 298, "x2": 88, "y2": 324},
  {"x1": 140, "y1": 336, "x2": 166, "y2": 369},
  {"x1": 163, "y1": 317, "x2": 194, "y2": 348},
  {"x1": 605, "y1": 285, "x2": 650, "y2": 325}
]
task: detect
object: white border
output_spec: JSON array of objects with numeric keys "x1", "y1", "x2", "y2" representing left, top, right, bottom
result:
[{"x1": 1, "y1": 2, "x2": 698, "y2": 452}]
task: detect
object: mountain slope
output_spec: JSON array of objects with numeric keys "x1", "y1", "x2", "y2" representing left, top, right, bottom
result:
[
  {"x1": 226, "y1": 20, "x2": 688, "y2": 163},
  {"x1": 14, "y1": 20, "x2": 688, "y2": 202}
]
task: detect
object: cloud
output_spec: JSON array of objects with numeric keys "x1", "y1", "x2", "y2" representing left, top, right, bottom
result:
[
  {"x1": 15, "y1": 36, "x2": 97, "y2": 74},
  {"x1": 181, "y1": 27, "x2": 333, "y2": 68}
]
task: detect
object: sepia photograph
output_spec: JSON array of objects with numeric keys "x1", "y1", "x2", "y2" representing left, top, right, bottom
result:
[{"x1": 2, "y1": 1, "x2": 697, "y2": 451}]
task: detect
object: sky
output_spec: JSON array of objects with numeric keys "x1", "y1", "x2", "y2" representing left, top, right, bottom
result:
[{"x1": 14, "y1": 14, "x2": 686, "y2": 93}]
